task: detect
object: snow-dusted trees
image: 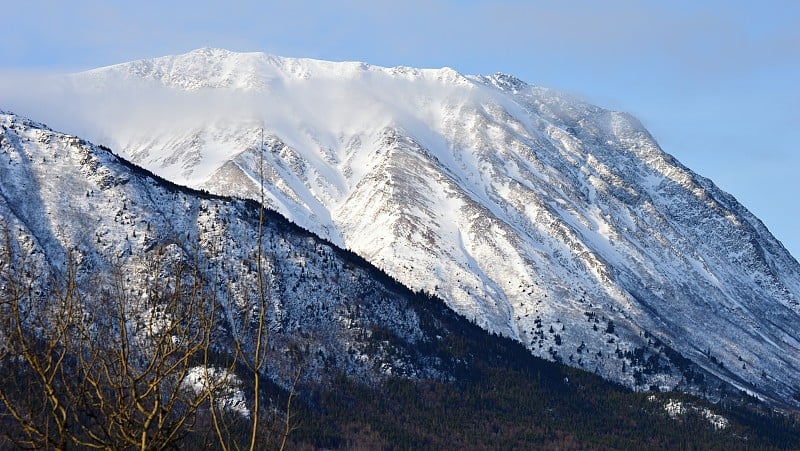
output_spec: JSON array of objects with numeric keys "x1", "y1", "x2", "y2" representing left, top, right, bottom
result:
[
  {"x1": 0, "y1": 237, "x2": 221, "y2": 449},
  {"x1": 0, "y1": 228, "x2": 296, "y2": 450}
]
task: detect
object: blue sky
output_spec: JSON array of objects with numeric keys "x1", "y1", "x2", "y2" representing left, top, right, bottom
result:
[{"x1": 3, "y1": 0, "x2": 799, "y2": 258}]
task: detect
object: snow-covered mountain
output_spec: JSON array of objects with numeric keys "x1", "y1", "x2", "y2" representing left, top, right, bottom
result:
[
  {"x1": 0, "y1": 110, "x2": 474, "y2": 390},
  {"x1": 9, "y1": 48, "x2": 800, "y2": 408}
]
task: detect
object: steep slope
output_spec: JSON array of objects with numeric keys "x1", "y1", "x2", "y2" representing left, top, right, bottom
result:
[
  {"x1": 21, "y1": 48, "x2": 800, "y2": 408},
  {"x1": 0, "y1": 110, "x2": 452, "y2": 388}
]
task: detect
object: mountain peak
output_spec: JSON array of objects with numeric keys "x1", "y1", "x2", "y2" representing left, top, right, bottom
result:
[
  {"x1": 484, "y1": 72, "x2": 528, "y2": 92},
  {"x1": 79, "y1": 48, "x2": 477, "y2": 92}
]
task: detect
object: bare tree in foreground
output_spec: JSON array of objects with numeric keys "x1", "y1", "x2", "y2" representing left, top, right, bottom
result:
[{"x1": 0, "y1": 222, "x2": 304, "y2": 450}]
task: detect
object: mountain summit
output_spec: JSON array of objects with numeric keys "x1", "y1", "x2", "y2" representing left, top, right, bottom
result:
[{"x1": 36, "y1": 48, "x2": 800, "y2": 407}]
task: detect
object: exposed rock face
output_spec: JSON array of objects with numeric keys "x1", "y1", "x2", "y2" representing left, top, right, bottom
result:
[{"x1": 0, "y1": 111, "x2": 463, "y2": 390}]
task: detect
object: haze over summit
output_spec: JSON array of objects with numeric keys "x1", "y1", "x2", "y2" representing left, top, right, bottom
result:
[{"x1": 2, "y1": 1, "x2": 798, "y2": 259}]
